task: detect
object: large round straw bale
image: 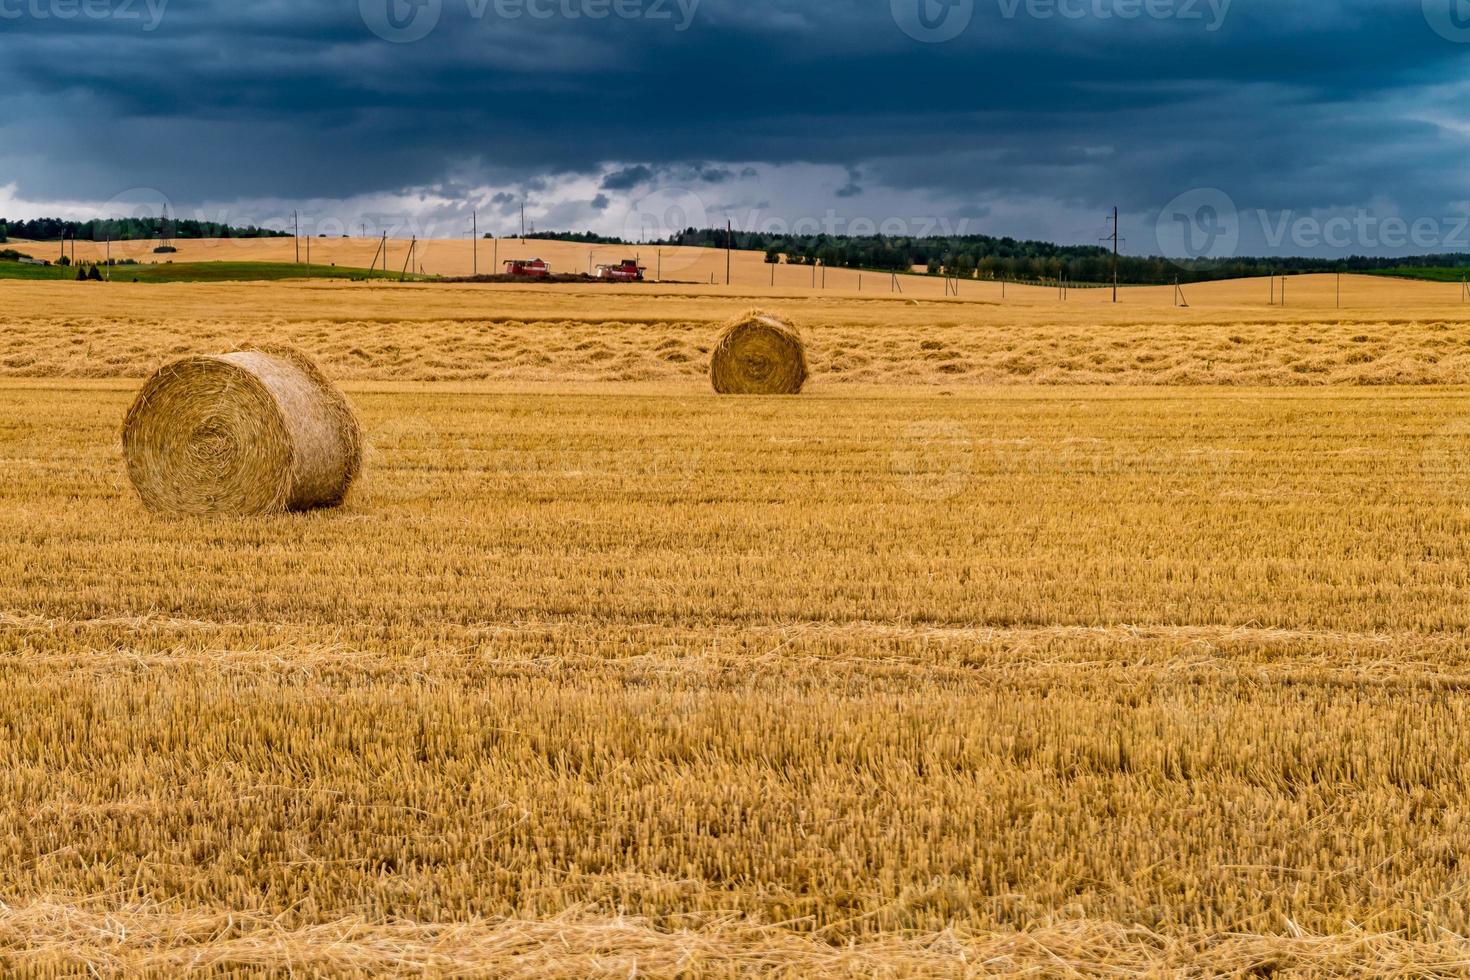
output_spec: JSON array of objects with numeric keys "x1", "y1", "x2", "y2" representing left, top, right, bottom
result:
[
  {"x1": 709, "y1": 310, "x2": 808, "y2": 395},
  {"x1": 122, "y1": 345, "x2": 361, "y2": 517}
]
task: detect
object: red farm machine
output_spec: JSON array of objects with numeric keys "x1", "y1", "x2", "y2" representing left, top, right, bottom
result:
[
  {"x1": 503, "y1": 258, "x2": 550, "y2": 278},
  {"x1": 594, "y1": 258, "x2": 646, "y2": 282}
]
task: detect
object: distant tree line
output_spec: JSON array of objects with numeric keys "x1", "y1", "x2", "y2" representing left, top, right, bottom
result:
[
  {"x1": 1, "y1": 217, "x2": 290, "y2": 242},
  {"x1": 14, "y1": 215, "x2": 1461, "y2": 284},
  {"x1": 658, "y1": 227, "x2": 1470, "y2": 285},
  {"x1": 503, "y1": 230, "x2": 627, "y2": 244}
]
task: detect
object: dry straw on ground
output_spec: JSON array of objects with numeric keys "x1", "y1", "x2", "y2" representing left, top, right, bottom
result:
[
  {"x1": 121, "y1": 345, "x2": 361, "y2": 517},
  {"x1": 18, "y1": 272, "x2": 1470, "y2": 973},
  {"x1": 710, "y1": 310, "x2": 808, "y2": 394},
  {"x1": 7, "y1": 275, "x2": 1470, "y2": 386}
]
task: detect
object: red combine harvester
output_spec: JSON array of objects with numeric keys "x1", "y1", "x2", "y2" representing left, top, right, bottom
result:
[
  {"x1": 595, "y1": 258, "x2": 645, "y2": 282},
  {"x1": 503, "y1": 258, "x2": 550, "y2": 278}
]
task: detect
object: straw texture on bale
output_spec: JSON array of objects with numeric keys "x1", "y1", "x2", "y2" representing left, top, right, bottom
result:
[
  {"x1": 709, "y1": 310, "x2": 808, "y2": 395},
  {"x1": 122, "y1": 345, "x2": 362, "y2": 517}
]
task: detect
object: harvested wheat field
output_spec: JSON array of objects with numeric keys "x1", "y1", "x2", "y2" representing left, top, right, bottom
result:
[
  {"x1": 6, "y1": 235, "x2": 904, "y2": 291},
  {"x1": 5, "y1": 272, "x2": 1470, "y2": 386},
  {"x1": 6, "y1": 275, "x2": 1470, "y2": 974}
]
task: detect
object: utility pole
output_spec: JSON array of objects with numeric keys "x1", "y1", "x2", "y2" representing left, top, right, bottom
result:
[
  {"x1": 520, "y1": 202, "x2": 526, "y2": 243},
  {"x1": 105, "y1": 235, "x2": 111, "y2": 281},
  {"x1": 400, "y1": 236, "x2": 416, "y2": 281},
  {"x1": 294, "y1": 211, "x2": 300, "y2": 264},
  {"x1": 725, "y1": 219, "x2": 732, "y2": 285},
  {"x1": 1110, "y1": 206, "x2": 1119, "y2": 303}
]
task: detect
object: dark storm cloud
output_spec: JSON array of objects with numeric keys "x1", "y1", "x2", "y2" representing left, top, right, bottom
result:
[
  {"x1": 2, "y1": 0, "x2": 1469, "y2": 253},
  {"x1": 601, "y1": 166, "x2": 655, "y2": 190}
]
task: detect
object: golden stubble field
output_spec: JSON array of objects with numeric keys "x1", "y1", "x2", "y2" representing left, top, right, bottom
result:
[
  {"x1": 5, "y1": 272, "x2": 1470, "y2": 386},
  {"x1": 10, "y1": 236, "x2": 914, "y2": 292},
  {"x1": 7, "y1": 275, "x2": 1470, "y2": 974}
]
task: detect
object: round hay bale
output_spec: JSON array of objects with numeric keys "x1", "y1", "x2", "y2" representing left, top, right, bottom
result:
[
  {"x1": 709, "y1": 310, "x2": 808, "y2": 395},
  {"x1": 122, "y1": 345, "x2": 362, "y2": 517}
]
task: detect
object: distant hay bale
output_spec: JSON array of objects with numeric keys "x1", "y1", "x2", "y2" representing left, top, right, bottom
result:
[
  {"x1": 709, "y1": 310, "x2": 808, "y2": 395},
  {"x1": 122, "y1": 345, "x2": 362, "y2": 517}
]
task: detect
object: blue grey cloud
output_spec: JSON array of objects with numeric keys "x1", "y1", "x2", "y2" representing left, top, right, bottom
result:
[
  {"x1": 601, "y1": 166, "x2": 655, "y2": 191},
  {"x1": 1, "y1": 0, "x2": 1468, "y2": 254}
]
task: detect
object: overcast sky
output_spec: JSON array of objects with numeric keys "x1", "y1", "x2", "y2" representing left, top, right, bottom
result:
[{"x1": 2, "y1": 0, "x2": 1469, "y2": 256}]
